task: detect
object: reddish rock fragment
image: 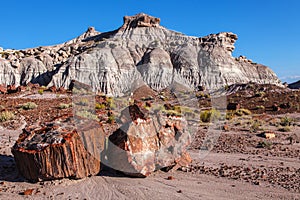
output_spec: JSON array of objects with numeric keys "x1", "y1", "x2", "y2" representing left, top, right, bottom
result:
[
  {"x1": 12, "y1": 116, "x2": 103, "y2": 182},
  {"x1": 0, "y1": 84, "x2": 7, "y2": 94},
  {"x1": 104, "y1": 105, "x2": 191, "y2": 177}
]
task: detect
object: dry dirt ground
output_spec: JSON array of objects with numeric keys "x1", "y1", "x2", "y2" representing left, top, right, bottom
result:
[{"x1": 0, "y1": 87, "x2": 299, "y2": 200}]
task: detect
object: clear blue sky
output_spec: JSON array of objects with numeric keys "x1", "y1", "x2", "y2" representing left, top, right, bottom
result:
[{"x1": 1, "y1": 0, "x2": 299, "y2": 83}]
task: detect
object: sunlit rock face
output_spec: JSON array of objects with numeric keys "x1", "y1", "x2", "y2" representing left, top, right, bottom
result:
[{"x1": 0, "y1": 13, "x2": 281, "y2": 96}]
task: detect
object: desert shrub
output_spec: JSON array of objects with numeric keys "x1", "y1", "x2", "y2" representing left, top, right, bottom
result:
[
  {"x1": 107, "y1": 115, "x2": 115, "y2": 124},
  {"x1": 20, "y1": 102, "x2": 38, "y2": 110},
  {"x1": 226, "y1": 111, "x2": 235, "y2": 120},
  {"x1": 76, "y1": 110, "x2": 98, "y2": 121},
  {"x1": 196, "y1": 92, "x2": 210, "y2": 99},
  {"x1": 255, "y1": 91, "x2": 265, "y2": 97},
  {"x1": 278, "y1": 126, "x2": 291, "y2": 132},
  {"x1": 77, "y1": 98, "x2": 89, "y2": 106},
  {"x1": 256, "y1": 105, "x2": 265, "y2": 110},
  {"x1": 107, "y1": 97, "x2": 116, "y2": 109},
  {"x1": 235, "y1": 108, "x2": 252, "y2": 116},
  {"x1": 250, "y1": 120, "x2": 262, "y2": 132},
  {"x1": 0, "y1": 111, "x2": 15, "y2": 122},
  {"x1": 196, "y1": 92, "x2": 205, "y2": 98},
  {"x1": 257, "y1": 141, "x2": 272, "y2": 149},
  {"x1": 200, "y1": 109, "x2": 221, "y2": 123},
  {"x1": 224, "y1": 84, "x2": 229, "y2": 91},
  {"x1": 58, "y1": 103, "x2": 72, "y2": 109},
  {"x1": 95, "y1": 103, "x2": 106, "y2": 110},
  {"x1": 280, "y1": 116, "x2": 293, "y2": 126},
  {"x1": 164, "y1": 109, "x2": 182, "y2": 117},
  {"x1": 38, "y1": 89, "x2": 44, "y2": 95}
]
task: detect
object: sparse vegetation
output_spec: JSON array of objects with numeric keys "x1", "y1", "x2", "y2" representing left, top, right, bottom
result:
[
  {"x1": 278, "y1": 126, "x2": 291, "y2": 132},
  {"x1": 256, "y1": 105, "x2": 265, "y2": 110},
  {"x1": 38, "y1": 89, "x2": 44, "y2": 95},
  {"x1": 280, "y1": 116, "x2": 294, "y2": 126},
  {"x1": 235, "y1": 108, "x2": 252, "y2": 116},
  {"x1": 58, "y1": 103, "x2": 72, "y2": 109},
  {"x1": 76, "y1": 110, "x2": 98, "y2": 121},
  {"x1": 226, "y1": 108, "x2": 252, "y2": 120},
  {"x1": 255, "y1": 91, "x2": 265, "y2": 97},
  {"x1": 95, "y1": 103, "x2": 106, "y2": 110},
  {"x1": 200, "y1": 109, "x2": 221, "y2": 123},
  {"x1": 250, "y1": 120, "x2": 262, "y2": 133},
  {"x1": 20, "y1": 102, "x2": 38, "y2": 110},
  {"x1": 224, "y1": 84, "x2": 229, "y2": 91},
  {"x1": 77, "y1": 98, "x2": 89, "y2": 106},
  {"x1": 196, "y1": 92, "x2": 210, "y2": 99},
  {"x1": 107, "y1": 115, "x2": 115, "y2": 124},
  {"x1": 107, "y1": 97, "x2": 116, "y2": 109},
  {"x1": 0, "y1": 111, "x2": 15, "y2": 122},
  {"x1": 257, "y1": 141, "x2": 272, "y2": 149}
]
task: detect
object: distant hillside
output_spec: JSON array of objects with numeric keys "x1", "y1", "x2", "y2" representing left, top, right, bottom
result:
[
  {"x1": 0, "y1": 13, "x2": 282, "y2": 96},
  {"x1": 288, "y1": 80, "x2": 300, "y2": 89}
]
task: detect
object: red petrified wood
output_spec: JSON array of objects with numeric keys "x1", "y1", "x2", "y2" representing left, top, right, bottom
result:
[
  {"x1": 104, "y1": 104, "x2": 191, "y2": 177},
  {"x1": 11, "y1": 116, "x2": 103, "y2": 182}
]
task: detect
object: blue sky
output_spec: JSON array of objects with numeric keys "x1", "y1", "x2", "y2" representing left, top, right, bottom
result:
[{"x1": 1, "y1": 0, "x2": 299, "y2": 83}]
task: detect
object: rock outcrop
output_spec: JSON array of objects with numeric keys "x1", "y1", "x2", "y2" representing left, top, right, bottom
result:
[
  {"x1": 288, "y1": 80, "x2": 300, "y2": 89},
  {"x1": 0, "y1": 13, "x2": 282, "y2": 96}
]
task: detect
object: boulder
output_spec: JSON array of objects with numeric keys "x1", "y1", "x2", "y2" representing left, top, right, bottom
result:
[
  {"x1": 104, "y1": 105, "x2": 191, "y2": 177},
  {"x1": 11, "y1": 116, "x2": 103, "y2": 182}
]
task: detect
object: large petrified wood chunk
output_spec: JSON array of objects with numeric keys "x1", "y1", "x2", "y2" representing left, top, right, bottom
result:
[
  {"x1": 11, "y1": 116, "x2": 103, "y2": 182},
  {"x1": 103, "y1": 105, "x2": 191, "y2": 177}
]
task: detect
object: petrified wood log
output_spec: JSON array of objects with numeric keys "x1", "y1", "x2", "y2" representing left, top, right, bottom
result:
[
  {"x1": 11, "y1": 116, "x2": 103, "y2": 182},
  {"x1": 104, "y1": 105, "x2": 191, "y2": 177}
]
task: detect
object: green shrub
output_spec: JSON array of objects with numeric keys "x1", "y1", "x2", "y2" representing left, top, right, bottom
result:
[
  {"x1": 38, "y1": 89, "x2": 44, "y2": 95},
  {"x1": 250, "y1": 120, "x2": 262, "y2": 132},
  {"x1": 226, "y1": 111, "x2": 234, "y2": 120},
  {"x1": 95, "y1": 103, "x2": 106, "y2": 110},
  {"x1": 107, "y1": 97, "x2": 116, "y2": 109},
  {"x1": 163, "y1": 109, "x2": 182, "y2": 117},
  {"x1": 200, "y1": 109, "x2": 221, "y2": 123},
  {"x1": 0, "y1": 111, "x2": 15, "y2": 122},
  {"x1": 107, "y1": 115, "x2": 115, "y2": 124},
  {"x1": 20, "y1": 102, "x2": 38, "y2": 110},
  {"x1": 224, "y1": 85, "x2": 229, "y2": 91},
  {"x1": 280, "y1": 116, "x2": 293, "y2": 126}
]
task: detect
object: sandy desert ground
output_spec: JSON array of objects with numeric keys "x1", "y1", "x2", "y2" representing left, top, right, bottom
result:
[{"x1": 0, "y1": 86, "x2": 299, "y2": 200}]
